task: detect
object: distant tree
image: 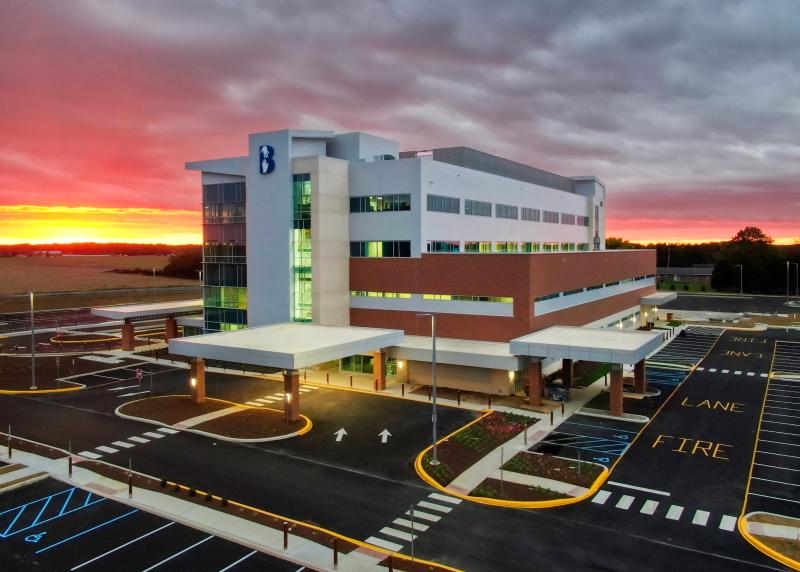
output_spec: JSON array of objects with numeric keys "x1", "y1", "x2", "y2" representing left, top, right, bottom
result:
[
  {"x1": 162, "y1": 249, "x2": 202, "y2": 279},
  {"x1": 606, "y1": 237, "x2": 639, "y2": 250},
  {"x1": 712, "y1": 227, "x2": 787, "y2": 294}
]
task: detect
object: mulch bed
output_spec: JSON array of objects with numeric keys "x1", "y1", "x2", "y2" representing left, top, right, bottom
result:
[
  {"x1": 0, "y1": 355, "x2": 139, "y2": 390},
  {"x1": 422, "y1": 411, "x2": 537, "y2": 487},
  {"x1": 192, "y1": 408, "x2": 305, "y2": 439},
  {"x1": 119, "y1": 396, "x2": 229, "y2": 425},
  {"x1": 471, "y1": 477, "x2": 569, "y2": 502},
  {"x1": 502, "y1": 452, "x2": 603, "y2": 488}
]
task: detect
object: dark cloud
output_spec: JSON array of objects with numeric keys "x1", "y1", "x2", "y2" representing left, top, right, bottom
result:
[{"x1": 0, "y1": 0, "x2": 797, "y2": 239}]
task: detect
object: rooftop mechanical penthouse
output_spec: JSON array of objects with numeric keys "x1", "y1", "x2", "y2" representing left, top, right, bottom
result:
[{"x1": 187, "y1": 129, "x2": 655, "y2": 341}]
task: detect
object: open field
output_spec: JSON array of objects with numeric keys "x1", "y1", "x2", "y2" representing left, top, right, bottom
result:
[{"x1": 0, "y1": 255, "x2": 196, "y2": 295}]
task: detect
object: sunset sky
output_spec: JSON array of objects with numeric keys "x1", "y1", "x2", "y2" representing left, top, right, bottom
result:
[{"x1": 1, "y1": 1, "x2": 798, "y2": 245}]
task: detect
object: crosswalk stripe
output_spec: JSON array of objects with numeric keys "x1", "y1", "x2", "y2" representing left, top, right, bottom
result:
[
  {"x1": 692, "y1": 510, "x2": 710, "y2": 526},
  {"x1": 112, "y1": 440, "x2": 134, "y2": 449},
  {"x1": 747, "y1": 372, "x2": 755, "y2": 377},
  {"x1": 393, "y1": 518, "x2": 429, "y2": 532},
  {"x1": 95, "y1": 445, "x2": 118, "y2": 454},
  {"x1": 666, "y1": 505, "x2": 684, "y2": 520},
  {"x1": 405, "y1": 509, "x2": 440, "y2": 522},
  {"x1": 709, "y1": 368, "x2": 717, "y2": 372},
  {"x1": 722, "y1": 369, "x2": 730, "y2": 374},
  {"x1": 429, "y1": 493, "x2": 462, "y2": 505},
  {"x1": 380, "y1": 527, "x2": 417, "y2": 541},
  {"x1": 761, "y1": 373, "x2": 769, "y2": 378},
  {"x1": 640, "y1": 500, "x2": 659, "y2": 515},
  {"x1": 301, "y1": 385, "x2": 316, "y2": 390},
  {"x1": 143, "y1": 432, "x2": 164, "y2": 439},
  {"x1": 696, "y1": 367, "x2": 705, "y2": 371},
  {"x1": 418, "y1": 500, "x2": 452, "y2": 513},
  {"x1": 615, "y1": 495, "x2": 635, "y2": 510},
  {"x1": 157, "y1": 427, "x2": 179, "y2": 434},
  {"x1": 128, "y1": 436, "x2": 149, "y2": 444},
  {"x1": 366, "y1": 536, "x2": 403, "y2": 551},
  {"x1": 271, "y1": 393, "x2": 284, "y2": 398},
  {"x1": 719, "y1": 515, "x2": 737, "y2": 531},
  {"x1": 592, "y1": 490, "x2": 611, "y2": 505},
  {"x1": 78, "y1": 451, "x2": 102, "y2": 459}
]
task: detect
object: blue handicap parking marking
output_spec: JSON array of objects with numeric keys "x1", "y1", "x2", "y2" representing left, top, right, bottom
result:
[
  {"x1": 24, "y1": 531, "x2": 47, "y2": 543},
  {"x1": 0, "y1": 487, "x2": 105, "y2": 539}
]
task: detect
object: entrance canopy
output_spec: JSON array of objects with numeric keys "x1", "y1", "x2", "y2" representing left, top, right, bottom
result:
[
  {"x1": 389, "y1": 335, "x2": 522, "y2": 371},
  {"x1": 510, "y1": 326, "x2": 664, "y2": 364},
  {"x1": 169, "y1": 322, "x2": 404, "y2": 370},
  {"x1": 641, "y1": 291, "x2": 677, "y2": 306},
  {"x1": 92, "y1": 300, "x2": 203, "y2": 322}
]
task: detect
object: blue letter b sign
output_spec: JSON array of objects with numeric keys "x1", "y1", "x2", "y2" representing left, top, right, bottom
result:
[{"x1": 259, "y1": 145, "x2": 275, "y2": 174}]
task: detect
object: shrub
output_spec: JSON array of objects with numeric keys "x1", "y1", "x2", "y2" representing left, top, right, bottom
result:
[
  {"x1": 669, "y1": 284, "x2": 677, "y2": 290},
  {"x1": 700, "y1": 284, "x2": 707, "y2": 292},
  {"x1": 683, "y1": 284, "x2": 689, "y2": 291}
]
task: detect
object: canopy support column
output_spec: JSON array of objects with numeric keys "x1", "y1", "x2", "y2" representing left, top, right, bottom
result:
[
  {"x1": 527, "y1": 359, "x2": 543, "y2": 407},
  {"x1": 634, "y1": 359, "x2": 647, "y2": 394},
  {"x1": 373, "y1": 350, "x2": 387, "y2": 391},
  {"x1": 610, "y1": 364, "x2": 624, "y2": 416},
  {"x1": 190, "y1": 357, "x2": 206, "y2": 404},
  {"x1": 284, "y1": 369, "x2": 300, "y2": 423},
  {"x1": 562, "y1": 358, "x2": 573, "y2": 390},
  {"x1": 121, "y1": 321, "x2": 135, "y2": 351},
  {"x1": 165, "y1": 317, "x2": 179, "y2": 341}
]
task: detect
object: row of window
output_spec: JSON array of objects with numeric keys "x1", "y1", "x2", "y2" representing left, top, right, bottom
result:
[
  {"x1": 350, "y1": 291, "x2": 513, "y2": 303},
  {"x1": 534, "y1": 274, "x2": 656, "y2": 302},
  {"x1": 203, "y1": 286, "x2": 248, "y2": 309},
  {"x1": 202, "y1": 182, "x2": 245, "y2": 205},
  {"x1": 426, "y1": 241, "x2": 591, "y2": 253},
  {"x1": 203, "y1": 243, "x2": 246, "y2": 263},
  {"x1": 203, "y1": 202, "x2": 245, "y2": 224},
  {"x1": 203, "y1": 262, "x2": 247, "y2": 287},
  {"x1": 350, "y1": 194, "x2": 411, "y2": 213},
  {"x1": 350, "y1": 241, "x2": 411, "y2": 258},
  {"x1": 426, "y1": 194, "x2": 589, "y2": 226},
  {"x1": 204, "y1": 223, "x2": 246, "y2": 244}
]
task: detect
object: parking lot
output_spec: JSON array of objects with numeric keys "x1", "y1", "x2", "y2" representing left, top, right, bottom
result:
[
  {"x1": 646, "y1": 326, "x2": 721, "y2": 368},
  {"x1": 0, "y1": 478, "x2": 297, "y2": 571},
  {"x1": 531, "y1": 415, "x2": 638, "y2": 468},
  {"x1": 773, "y1": 340, "x2": 800, "y2": 377}
]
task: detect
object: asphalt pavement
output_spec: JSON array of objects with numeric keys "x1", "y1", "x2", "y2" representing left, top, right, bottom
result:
[{"x1": 663, "y1": 293, "x2": 799, "y2": 314}]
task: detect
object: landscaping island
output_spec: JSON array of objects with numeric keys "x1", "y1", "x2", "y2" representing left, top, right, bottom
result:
[{"x1": 117, "y1": 395, "x2": 311, "y2": 441}]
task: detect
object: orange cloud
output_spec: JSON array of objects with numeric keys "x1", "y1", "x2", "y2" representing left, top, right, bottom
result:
[{"x1": 0, "y1": 205, "x2": 201, "y2": 244}]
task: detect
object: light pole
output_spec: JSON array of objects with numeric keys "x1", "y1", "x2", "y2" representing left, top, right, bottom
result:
[
  {"x1": 734, "y1": 264, "x2": 743, "y2": 295},
  {"x1": 416, "y1": 312, "x2": 439, "y2": 465},
  {"x1": 788, "y1": 261, "x2": 791, "y2": 298},
  {"x1": 29, "y1": 291, "x2": 36, "y2": 390},
  {"x1": 792, "y1": 263, "x2": 799, "y2": 297}
]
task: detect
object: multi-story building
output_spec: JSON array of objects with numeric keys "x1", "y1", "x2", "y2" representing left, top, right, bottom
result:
[{"x1": 187, "y1": 129, "x2": 656, "y2": 393}]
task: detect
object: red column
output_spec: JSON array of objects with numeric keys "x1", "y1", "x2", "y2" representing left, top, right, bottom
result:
[
  {"x1": 165, "y1": 317, "x2": 179, "y2": 340},
  {"x1": 610, "y1": 365, "x2": 624, "y2": 416},
  {"x1": 121, "y1": 322, "x2": 135, "y2": 351},
  {"x1": 190, "y1": 357, "x2": 206, "y2": 404},
  {"x1": 373, "y1": 350, "x2": 387, "y2": 390},
  {"x1": 562, "y1": 358, "x2": 573, "y2": 389},
  {"x1": 634, "y1": 359, "x2": 646, "y2": 393},
  {"x1": 283, "y1": 369, "x2": 300, "y2": 423},
  {"x1": 527, "y1": 359, "x2": 543, "y2": 407}
]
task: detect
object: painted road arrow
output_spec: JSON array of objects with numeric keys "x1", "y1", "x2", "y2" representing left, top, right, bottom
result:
[
  {"x1": 334, "y1": 428, "x2": 347, "y2": 442},
  {"x1": 379, "y1": 429, "x2": 392, "y2": 444}
]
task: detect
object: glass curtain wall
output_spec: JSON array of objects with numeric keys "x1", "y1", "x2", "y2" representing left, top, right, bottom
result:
[
  {"x1": 202, "y1": 181, "x2": 247, "y2": 332},
  {"x1": 292, "y1": 174, "x2": 312, "y2": 322}
]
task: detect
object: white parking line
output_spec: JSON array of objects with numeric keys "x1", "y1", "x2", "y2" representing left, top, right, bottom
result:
[
  {"x1": 70, "y1": 522, "x2": 175, "y2": 570},
  {"x1": 143, "y1": 431, "x2": 165, "y2": 439},
  {"x1": 78, "y1": 451, "x2": 102, "y2": 459},
  {"x1": 719, "y1": 515, "x2": 737, "y2": 531},
  {"x1": 761, "y1": 429, "x2": 800, "y2": 438},
  {"x1": 755, "y1": 463, "x2": 800, "y2": 473},
  {"x1": 108, "y1": 385, "x2": 140, "y2": 392},
  {"x1": 753, "y1": 476, "x2": 800, "y2": 487},
  {"x1": 366, "y1": 536, "x2": 403, "y2": 551},
  {"x1": 128, "y1": 436, "x2": 150, "y2": 444},
  {"x1": 592, "y1": 490, "x2": 611, "y2": 505},
  {"x1": 142, "y1": 535, "x2": 214, "y2": 572},
  {"x1": 760, "y1": 439, "x2": 800, "y2": 448},
  {"x1": 615, "y1": 495, "x2": 635, "y2": 510},
  {"x1": 95, "y1": 445, "x2": 118, "y2": 454},
  {"x1": 417, "y1": 500, "x2": 451, "y2": 513},
  {"x1": 640, "y1": 500, "x2": 659, "y2": 515},
  {"x1": 607, "y1": 481, "x2": 670, "y2": 497},
  {"x1": 666, "y1": 505, "x2": 684, "y2": 520},
  {"x1": 218, "y1": 550, "x2": 258, "y2": 572},
  {"x1": 112, "y1": 441, "x2": 134, "y2": 449},
  {"x1": 749, "y1": 492, "x2": 800, "y2": 505},
  {"x1": 405, "y1": 509, "x2": 440, "y2": 522},
  {"x1": 393, "y1": 517, "x2": 429, "y2": 532},
  {"x1": 692, "y1": 510, "x2": 710, "y2": 526},
  {"x1": 379, "y1": 527, "x2": 417, "y2": 541}
]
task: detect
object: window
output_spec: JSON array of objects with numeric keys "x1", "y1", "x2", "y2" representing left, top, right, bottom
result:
[
  {"x1": 561, "y1": 242, "x2": 576, "y2": 251},
  {"x1": 496, "y1": 204, "x2": 518, "y2": 219},
  {"x1": 465, "y1": 199, "x2": 492, "y2": 217},
  {"x1": 495, "y1": 242, "x2": 519, "y2": 253},
  {"x1": 563, "y1": 287, "x2": 585, "y2": 296},
  {"x1": 350, "y1": 194, "x2": 411, "y2": 213},
  {"x1": 521, "y1": 207, "x2": 540, "y2": 222},
  {"x1": 292, "y1": 174, "x2": 313, "y2": 322},
  {"x1": 577, "y1": 215, "x2": 590, "y2": 226},
  {"x1": 535, "y1": 293, "x2": 560, "y2": 302},
  {"x1": 427, "y1": 194, "x2": 460, "y2": 214},
  {"x1": 427, "y1": 241, "x2": 460, "y2": 253},
  {"x1": 577, "y1": 243, "x2": 590, "y2": 251},
  {"x1": 521, "y1": 242, "x2": 540, "y2": 253},
  {"x1": 423, "y1": 293, "x2": 513, "y2": 303},
  {"x1": 561, "y1": 213, "x2": 576, "y2": 225},
  {"x1": 543, "y1": 210, "x2": 559, "y2": 223},
  {"x1": 350, "y1": 291, "x2": 412, "y2": 298},
  {"x1": 542, "y1": 242, "x2": 558, "y2": 252},
  {"x1": 350, "y1": 241, "x2": 411, "y2": 257},
  {"x1": 464, "y1": 241, "x2": 492, "y2": 253}
]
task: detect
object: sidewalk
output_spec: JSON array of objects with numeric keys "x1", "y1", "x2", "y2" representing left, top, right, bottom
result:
[{"x1": 0, "y1": 447, "x2": 433, "y2": 572}]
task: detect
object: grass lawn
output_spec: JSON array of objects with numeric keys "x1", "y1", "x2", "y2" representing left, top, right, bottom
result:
[
  {"x1": 502, "y1": 451, "x2": 603, "y2": 488},
  {"x1": 471, "y1": 478, "x2": 568, "y2": 502},
  {"x1": 657, "y1": 280, "x2": 713, "y2": 293}
]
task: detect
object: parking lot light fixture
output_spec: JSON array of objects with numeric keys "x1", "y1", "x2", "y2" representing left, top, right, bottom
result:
[
  {"x1": 416, "y1": 312, "x2": 439, "y2": 466},
  {"x1": 190, "y1": 377, "x2": 197, "y2": 388},
  {"x1": 792, "y1": 263, "x2": 799, "y2": 297},
  {"x1": 734, "y1": 264, "x2": 743, "y2": 295},
  {"x1": 29, "y1": 291, "x2": 36, "y2": 390}
]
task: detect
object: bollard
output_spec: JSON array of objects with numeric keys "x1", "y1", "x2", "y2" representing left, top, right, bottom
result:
[
  {"x1": 457, "y1": 390, "x2": 461, "y2": 406},
  {"x1": 523, "y1": 425, "x2": 528, "y2": 446},
  {"x1": 304, "y1": 370, "x2": 307, "y2": 380},
  {"x1": 333, "y1": 538, "x2": 339, "y2": 567},
  {"x1": 374, "y1": 379, "x2": 378, "y2": 392},
  {"x1": 7, "y1": 426, "x2": 11, "y2": 459},
  {"x1": 604, "y1": 374, "x2": 608, "y2": 386},
  {"x1": 69, "y1": 455, "x2": 73, "y2": 477},
  {"x1": 561, "y1": 402, "x2": 565, "y2": 416},
  {"x1": 488, "y1": 394, "x2": 492, "y2": 408},
  {"x1": 283, "y1": 522, "x2": 289, "y2": 550},
  {"x1": 550, "y1": 410, "x2": 554, "y2": 425},
  {"x1": 128, "y1": 475, "x2": 133, "y2": 498},
  {"x1": 326, "y1": 372, "x2": 330, "y2": 384},
  {"x1": 429, "y1": 388, "x2": 432, "y2": 402},
  {"x1": 349, "y1": 375, "x2": 353, "y2": 387},
  {"x1": 388, "y1": 555, "x2": 393, "y2": 571},
  {"x1": 401, "y1": 383, "x2": 405, "y2": 397}
]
